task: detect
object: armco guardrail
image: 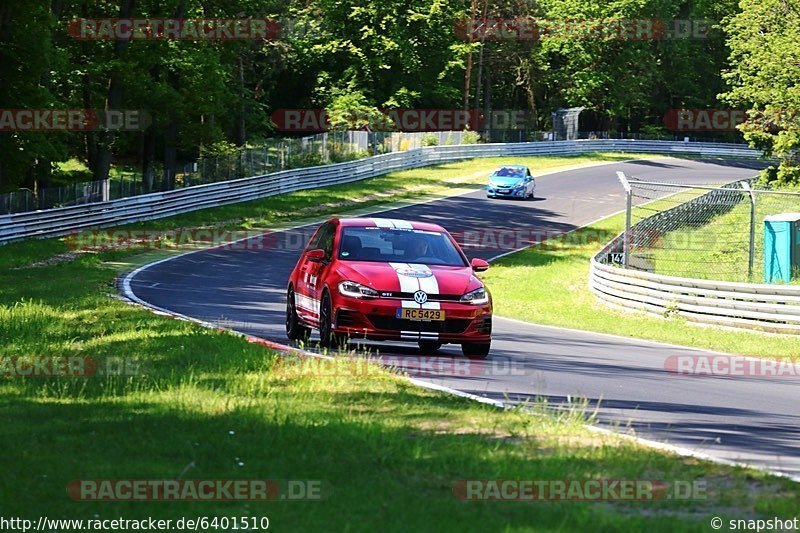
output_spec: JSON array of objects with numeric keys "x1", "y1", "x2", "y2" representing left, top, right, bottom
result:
[
  {"x1": 590, "y1": 261, "x2": 800, "y2": 334},
  {"x1": 590, "y1": 180, "x2": 800, "y2": 335},
  {"x1": 0, "y1": 140, "x2": 761, "y2": 244}
]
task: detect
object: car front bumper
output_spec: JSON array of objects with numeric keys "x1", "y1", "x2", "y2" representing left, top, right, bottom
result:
[
  {"x1": 486, "y1": 187, "x2": 525, "y2": 198},
  {"x1": 331, "y1": 297, "x2": 492, "y2": 344}
]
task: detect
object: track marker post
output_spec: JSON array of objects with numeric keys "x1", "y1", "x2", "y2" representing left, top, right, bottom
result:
[{"x1": 617, "y1": 171, "x2": 632, "y2": 268}]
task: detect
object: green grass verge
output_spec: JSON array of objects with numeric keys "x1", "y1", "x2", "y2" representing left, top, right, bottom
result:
[{"x1": 1, "y1": 154, "x2": 797, "y2": 530}]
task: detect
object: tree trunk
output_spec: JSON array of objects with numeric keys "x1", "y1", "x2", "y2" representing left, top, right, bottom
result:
[
  {"x1": 0, "y1": 4, "x2": 13, "y2": 191},
  {"x1": 142, "y1": 128, "x2": 156, "y2": 192},
  {"x1": 162, "y1": 118, "x2": 177, "y2": 190},
  {"x1": 161, "y1": 0, "x2": 186, "y2": 190},
  {"x1": 93, "y1": 0, "x2": 136, "y2": 182},
  {"x1": 83, "y1": 73, "x2": 97, "y2": 170},
  {"x1": 462, "y1": 0, "x2": 478, "y2": 111},
  {"x1": 234, "y1": 54, "x2": 246, "y2": 146},
  {"x1": 483, "y1": 68, "x2": 492, "y2": 138}
]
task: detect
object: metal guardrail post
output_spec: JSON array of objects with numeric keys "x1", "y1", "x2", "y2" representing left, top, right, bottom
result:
[
  {"x1": 741, "y1": 181, "x2": 757, "y2": 280},
  {"x1": 617, "y1": 171, "x2": 632, "y2": 268}
]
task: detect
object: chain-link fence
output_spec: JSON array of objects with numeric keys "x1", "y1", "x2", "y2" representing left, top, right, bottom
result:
[
  {"x1": 613, "y1": 174, "x2": 800, "y2": 283},
  {"x1": 0, "y1": 180, "x2": 123, "y2": 213}
]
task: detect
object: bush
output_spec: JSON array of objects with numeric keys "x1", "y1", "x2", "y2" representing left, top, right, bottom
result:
[
  {"x1": 758, "y1": 165, "x2": 779, "y2": 186},
  {"x1": 329, "y1": 149, "x2": 370, "y2": 163},
  {"x1": 286, "y1": 151, "x2": 325, "y2": 169},
  {"x1": 639, "y1": 124, "x2": 670, "y2": 138},
  {"x1": 421, "y1": 134, "x2": 439, "y2": 147},
  {"x1": 776, "y1": 164, "x2": 800, "y2": 185},
  {"x1": 461, "y1": 130, "x2": 481, "y2": 144},
  {"x1": 759, "y1": 164, "x2": 800, "y2": 186},
  {"x1": 199, "y1": 140, "x2": 240, "y2": 158}
]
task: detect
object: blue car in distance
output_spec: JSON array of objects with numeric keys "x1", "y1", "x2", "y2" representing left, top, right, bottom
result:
[{"x1": 485, "y1": 165, "x2": 536, "y2": 199}]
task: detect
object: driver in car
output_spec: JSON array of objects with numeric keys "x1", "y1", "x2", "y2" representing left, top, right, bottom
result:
[{"x1": 405, "y1": 238, "x2": 437, "y2": 263}]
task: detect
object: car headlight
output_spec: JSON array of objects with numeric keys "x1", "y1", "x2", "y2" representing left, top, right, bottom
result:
[
  {"x1": 512, "y1": 183, "x2": 525, "y2": 191},
  {"x1": 460, "y1": 287, "x2": 489, "y2": 305},
  {"x1": 339, "y1": 281, "x2": 379, "y2": 299}
]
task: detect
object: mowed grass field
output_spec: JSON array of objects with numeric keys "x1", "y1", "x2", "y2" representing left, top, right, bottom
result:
[
  {"x1": 1, "y1": 154, "x2": 798, "y2": 531},
  {"x1": 641, "y1": 187, "x2": 800, "y2": 283}
]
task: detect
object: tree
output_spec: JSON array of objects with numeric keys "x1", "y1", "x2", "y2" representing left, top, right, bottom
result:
[
  {"x1": 0, "y1": 1, "x2": 67, "y2": 193},
  {"x1": 721, "y1": 0, "x2": 800, "y2": 184}
]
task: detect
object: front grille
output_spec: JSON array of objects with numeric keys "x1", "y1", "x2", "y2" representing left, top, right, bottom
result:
[
  {"x1": 379, "y1": 292, "x2": 462, "y2": 301},
  {"x1": 367, "y1": 315, "x2": 470, "y2": 334}
]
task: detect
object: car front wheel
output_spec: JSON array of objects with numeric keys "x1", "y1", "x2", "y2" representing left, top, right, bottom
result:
[
  {"x1": 286, "y1": 288, "x2": 311, "y2": 341},
  {"x1": 461, "y1": 342, "x2": 491, "y2": 359},
  {"x1": 319, "y1": 291, "x2": 344, "y2": 350}
]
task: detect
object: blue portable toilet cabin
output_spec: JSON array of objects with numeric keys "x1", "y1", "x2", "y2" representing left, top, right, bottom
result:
[{"x1": 764, "y1": 213, "x2": 800, "y2": 283}]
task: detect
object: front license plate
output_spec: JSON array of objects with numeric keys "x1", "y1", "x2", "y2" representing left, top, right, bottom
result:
[{"x1": 396, "y1": 308, "x2": 446, "y2": 321}]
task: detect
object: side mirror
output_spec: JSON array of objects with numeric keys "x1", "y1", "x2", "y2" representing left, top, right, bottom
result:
[
  {"x1": 471, "y1": 258, "x2": 490, "y2": 272},
  {"x1": 306, "y1": 249, "x2": 326, "y2": 262}
]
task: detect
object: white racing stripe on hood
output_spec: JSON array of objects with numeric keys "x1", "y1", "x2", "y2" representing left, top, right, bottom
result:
[
  {"x1": 371, "y1": 218, "x2": 395, "y2": 228},
  {"x1": 390, "y1": 262, "x2": 441, "y2": 306},
  {"x1": 411, "y1": 264, "x2": 440, "y2": 295},
  {"x1": 391, "y1": 219, "x2": 414, "y2": 229},
  {"x1": 389, "y1": 262, "x2": 420, "y2": 293}
]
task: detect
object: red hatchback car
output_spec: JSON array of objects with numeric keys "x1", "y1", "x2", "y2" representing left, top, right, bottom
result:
[{"x1": 286, "y1": 217, "x2": 493, "y2": 358}]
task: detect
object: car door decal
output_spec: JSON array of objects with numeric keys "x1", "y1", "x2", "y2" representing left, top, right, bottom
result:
[{"x1": 295, "y1": 293, "x2": 320, "y2": 314}]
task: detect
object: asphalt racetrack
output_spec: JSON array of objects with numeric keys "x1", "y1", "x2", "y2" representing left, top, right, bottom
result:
[{"x1": 125, "y1": 158, "x2": 800, "y2": 479}]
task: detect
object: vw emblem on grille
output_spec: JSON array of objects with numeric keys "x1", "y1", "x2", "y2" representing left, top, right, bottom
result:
[{"x1": 413, "y1": 290, "x2": 428, "y2": 304}]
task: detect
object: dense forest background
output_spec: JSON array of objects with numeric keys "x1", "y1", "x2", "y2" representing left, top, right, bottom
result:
[{"x1": 0, "y1": 0, "x2": 797, "y2": 194}]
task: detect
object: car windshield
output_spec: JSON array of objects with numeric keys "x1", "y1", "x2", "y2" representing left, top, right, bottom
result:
[
  {"x1": 338, "y1": 227, "x2": 467, "y2": 266},
  {"x1": 493, "y1": 167, "x2": 525, "y2": 178}
]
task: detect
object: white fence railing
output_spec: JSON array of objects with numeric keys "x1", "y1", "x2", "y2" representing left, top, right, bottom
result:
[
  {"x1": 1, "y1": 140, "x2": 761, "y2": 245},
  {"x1": 590, "y1": 176, "x2": 800, "y2": 335}
]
